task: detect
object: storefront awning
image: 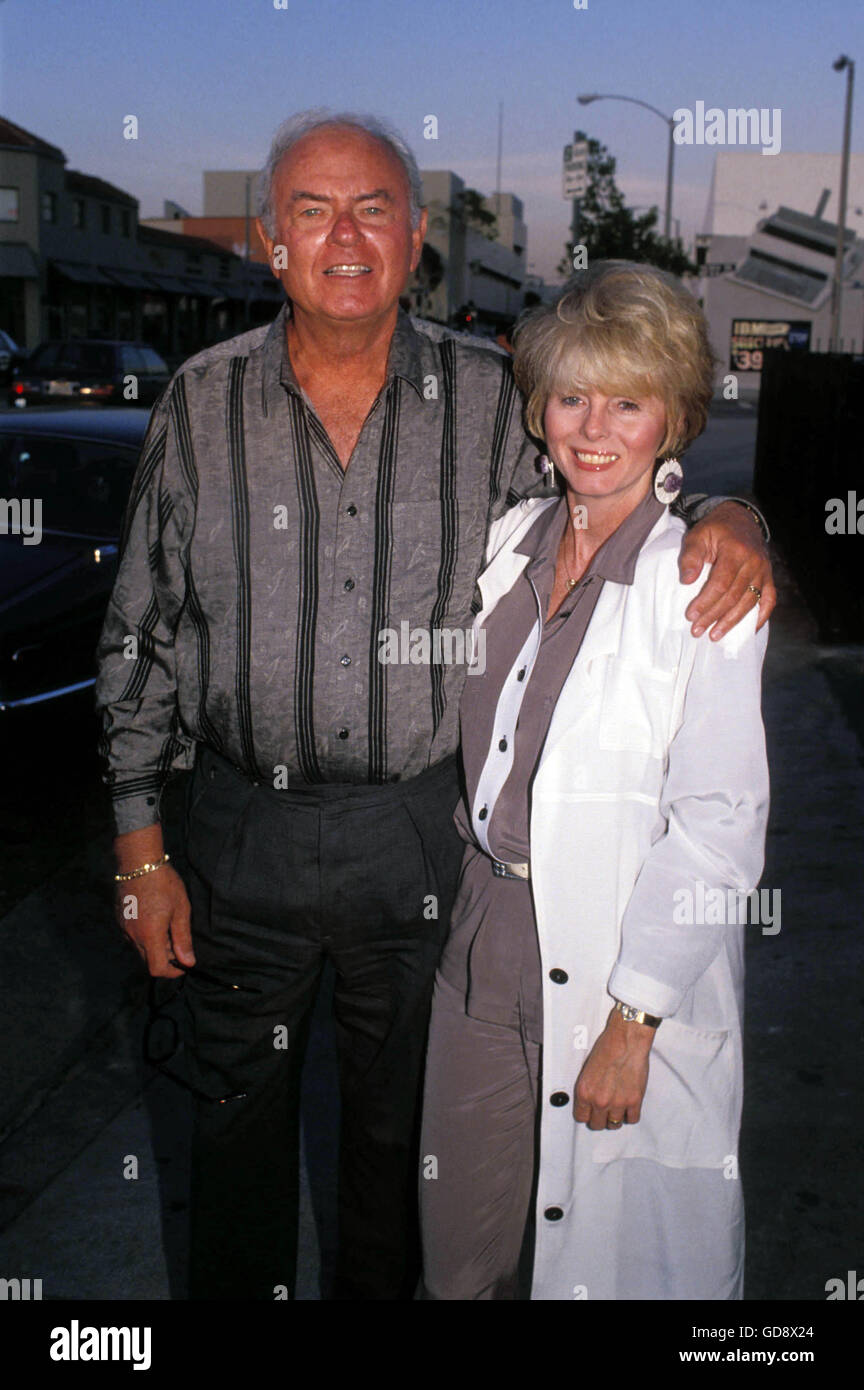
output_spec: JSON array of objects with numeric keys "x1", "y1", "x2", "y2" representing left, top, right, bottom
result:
[
  {"x1": 100, "y1": 266, "x2": 156, "y2": 290},
  {"x1": 51, "y1": 259, "x2": 114, "y2": 285}
]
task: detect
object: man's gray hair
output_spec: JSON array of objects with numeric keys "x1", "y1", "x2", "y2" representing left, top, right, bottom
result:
[{"x1": 257, "y1": 109, "x2": 424, "y2": 236}]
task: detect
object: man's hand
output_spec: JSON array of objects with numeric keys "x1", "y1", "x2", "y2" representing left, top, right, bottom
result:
[
  {"x1": 678, "y1": 501, "x2": 775, "y2": 639},
  {"x1": 573, "y1": 1007, "x2": 655, "y2": 1130},
  {"x1": 113, "y1": 824, "x2": 194, "y2": 977}
]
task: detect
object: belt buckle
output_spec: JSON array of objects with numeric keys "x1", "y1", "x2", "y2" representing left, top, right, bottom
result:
[{"x1": 492, "y1": 858, "x2": 528, "y2": 881}]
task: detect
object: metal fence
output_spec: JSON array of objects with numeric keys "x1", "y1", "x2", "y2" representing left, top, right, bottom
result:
[{"x1": 754, "y1": 347, "x2": 864, "y2": 642}]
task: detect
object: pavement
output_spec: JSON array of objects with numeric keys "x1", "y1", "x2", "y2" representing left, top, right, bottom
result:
[{"x1": 0, "y1": 401, "x2": 862, "y2": 1303}]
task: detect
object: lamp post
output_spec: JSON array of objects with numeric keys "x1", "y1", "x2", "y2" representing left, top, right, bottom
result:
[
  {"x1": 577, "y1": 92, "x2": 675, "y2": 239},
  {"x1": 830, "y1": 55, "x2": 855, "y2": 352}
]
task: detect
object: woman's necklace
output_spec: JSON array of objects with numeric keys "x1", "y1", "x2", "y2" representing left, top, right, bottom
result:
[{"x1": 560, "y1": 520, "x2": 581, "y2": 590}]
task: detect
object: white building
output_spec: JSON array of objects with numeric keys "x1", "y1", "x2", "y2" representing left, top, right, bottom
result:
[{"x1": 703, "y1": 151, "x2": 864, "y2": 238}]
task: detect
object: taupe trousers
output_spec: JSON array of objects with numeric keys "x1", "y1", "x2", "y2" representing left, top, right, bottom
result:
[{"x1": 419, "y1": 867, "x2": 541, "y2": 1301}]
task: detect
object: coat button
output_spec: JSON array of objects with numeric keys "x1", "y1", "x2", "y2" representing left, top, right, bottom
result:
[
  {"x1": 498, "y1": 737, "x2": 508, "y2": 752},
  {"x1": 346, "y1": 504, "x2": 357, "y2": 516},
  {"x1": 344, "y1": 578, "x2": 355, "y2": 591},
  {"x1": 340, "y1": 654, "x2": 351, "y2": 666},
  {"x1": 544, "y1": 1206, "x2": 564, "y2": 1221},
  {"x1": 478, "y1": 805, "x2": 488, "y2": 820},
  {"x1": 550, "y1": 1091, "x2": 569, "y2": 1107},
  {"x1": 549, "y1": 968, "x2": 568, "y2": 984},
  {"x1": 337, "y1": 728, "x2": 349, "y2": 740},
  {"x1": 517, "y1": 667, "x2": 526, "y2": 681}
]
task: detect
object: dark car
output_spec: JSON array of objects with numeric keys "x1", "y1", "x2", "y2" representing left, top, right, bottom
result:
[
  {"x1": 0, "y1": 407, "x2": 150, "y2": 715},
  {"x1": 9, "y1": 339, "x2": 170, "y2": 408},
  {"x1": 0, "y1": 329, "x2": 25, "y2": 386}
]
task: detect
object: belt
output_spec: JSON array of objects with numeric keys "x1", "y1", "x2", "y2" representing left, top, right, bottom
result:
[{"x1": 491, "y1": 858, "x2": 530, "y2": 881}]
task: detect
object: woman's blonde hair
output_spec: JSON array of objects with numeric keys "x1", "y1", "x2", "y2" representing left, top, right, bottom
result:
[{"x1": 512, "y1": 260, "x2": 717, "y2": 458}]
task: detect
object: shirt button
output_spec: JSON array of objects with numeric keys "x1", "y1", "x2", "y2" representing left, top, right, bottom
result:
[
  {"x1": 337, "y1": 728, "x2": 349, "y2": 740},
  {"x1": 498, "y1": 737, "x2": 508, "y2": 752},
  {"x1": 344, "y1": 578, "x2": 355, "y2": 591},
  {"x1": 517, "y1": 667, "x2": 526, "y2": 681},
  {"x1": 346, "y1": 504, "x2": 357, "y2": 516},
  {"x1": 478, "y1": 805, "x2": 488, "y2": 820},
  {"x1": 544, "y1": 1206, "x2": 564, "y2": 1221},
  {"x1": 550, "y1": 1091, "x2": 569, "y2": 1107},
  {"x1": 550, "y1": 968, "x2": 568, "y2": 984},
  {"x1": 340, "y1": 654, "x2": 351, "y2": 666}
]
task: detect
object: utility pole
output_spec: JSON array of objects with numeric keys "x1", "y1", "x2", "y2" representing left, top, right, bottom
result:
[{"x1": 830, "y1": 55, "x2": 855, "y2": 352}]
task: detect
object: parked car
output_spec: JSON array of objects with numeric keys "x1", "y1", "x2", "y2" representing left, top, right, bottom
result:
[
  {"x1": 9, "y1": 339, "x2": 170, "y2": 408},
  {"x1": 0, "y1": 329, "x2": 25, "y2": 385},
  {"x1": 0, "y1": 407, "x2": 150, "y2": 715}
]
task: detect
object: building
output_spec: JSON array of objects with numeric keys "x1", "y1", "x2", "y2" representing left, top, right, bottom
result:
[
  {"x1": 417, "y1": 172, "x2": 527, "y2": 330},
  {"x1": 697, "y1": 204, "x2": 864, "y2": 394},
  {"x1": 703, "y1": 151, "x2": 864, "y2": 239},
  {"x1": 143, "y1": 171, "x2": 271, "y2": 264},
  {"x1": 0, "y1": 117, "x2": 282, "y2": 356}
]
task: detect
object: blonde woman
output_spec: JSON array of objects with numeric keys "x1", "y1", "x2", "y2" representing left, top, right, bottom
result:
[{"x1": 419, "y1": 261, "x2": 769, "y2": 1301}]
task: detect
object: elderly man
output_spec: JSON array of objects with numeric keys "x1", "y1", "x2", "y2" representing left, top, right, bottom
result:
[{"x1": 96, "y1": 110, "x2": 774, "y2": 1302}]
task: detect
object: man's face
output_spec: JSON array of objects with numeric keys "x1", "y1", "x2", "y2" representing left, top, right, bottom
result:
[{"x1": 257, "y1": 125, "x2": 427, "y2": 329}]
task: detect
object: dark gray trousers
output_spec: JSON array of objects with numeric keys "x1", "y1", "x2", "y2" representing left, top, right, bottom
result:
[{"x1": 181, "y1": 744, "x2": 463, "y2": 1300}]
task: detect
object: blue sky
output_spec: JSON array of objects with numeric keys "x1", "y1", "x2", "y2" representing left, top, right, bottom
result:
[{"x1": 1, "y1": 0, "x2": 861, "y2": 278}]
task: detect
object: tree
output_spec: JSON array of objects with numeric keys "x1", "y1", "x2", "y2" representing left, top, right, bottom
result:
[
  {"x1": 449, "y1": 188, "x2": 499, "y2": 241},
  {"x1": 557, "y1": 132, "x2": 695, "y2": 277},
  {"x1": 407, "y1": 242, "x2": 446, "y2": 318}
]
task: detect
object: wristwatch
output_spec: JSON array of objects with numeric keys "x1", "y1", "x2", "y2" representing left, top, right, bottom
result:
[{"x1": 612, "y1": 999, "x2": 662, "y2": 1028}]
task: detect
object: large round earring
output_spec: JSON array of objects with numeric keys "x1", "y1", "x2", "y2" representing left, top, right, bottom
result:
[
  {"x1": 538, "y1": 454, "x2": 555, "y2": 487},
  {"x1": 654, "y1": 457, "x2": 683, "y2": 504}
]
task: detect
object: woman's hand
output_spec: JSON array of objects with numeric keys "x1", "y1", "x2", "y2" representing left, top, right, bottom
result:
[{"x1": 573, "y1": 1007, "x2": 656, "y2": 1129}]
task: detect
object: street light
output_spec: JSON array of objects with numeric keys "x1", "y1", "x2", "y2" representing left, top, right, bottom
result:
[
  {"x1": 830, "y1": 55, "x2": 855, "y2": 352},
  {"x1": 578, "y1": 92, "x2": 675, "y2": 239}
]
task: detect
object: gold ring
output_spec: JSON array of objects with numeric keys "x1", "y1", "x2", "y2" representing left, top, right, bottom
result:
[
  {"x1": 607, "y1": 1118, "x2": 623, "y2": 1128},
  {"x1": 747, "y1": 585, "x2": 762, "y2": 600}
]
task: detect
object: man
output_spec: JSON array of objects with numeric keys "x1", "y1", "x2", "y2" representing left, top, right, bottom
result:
[{"x1": 96, "y1": 110, "x2": 774, "y2": 1301}]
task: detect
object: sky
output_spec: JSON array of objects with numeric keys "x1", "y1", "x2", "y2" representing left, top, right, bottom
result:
[{"x1": 1, "y1": 0, "x2": 862, "y2": 281}]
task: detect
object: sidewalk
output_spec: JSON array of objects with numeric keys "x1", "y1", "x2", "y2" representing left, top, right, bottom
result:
[{"x1": 0, "y1": 413, "x2": 861, "y2": 1300}]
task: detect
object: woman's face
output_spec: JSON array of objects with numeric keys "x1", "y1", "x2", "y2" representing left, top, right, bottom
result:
[{"x1": 543, "y1": 385, "x2": 669, "y2": 507}]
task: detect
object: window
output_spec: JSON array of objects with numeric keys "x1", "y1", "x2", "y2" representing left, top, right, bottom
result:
[
  {"x1": 41, "y1": 191, "x2": 57, "y2": 223},
  {"x1": 101, "y1": 205, "x2": 111, "y2": 234},
  {"x1": 139, "y1": 346, "x2": 169, "y2": 374},
  {"x1": 73, "y1": 199, "x2": 86, "y2": 229},
  {"x1": 0, "y1": 435, "x2": 139, "y2": 536},
  {"x1": 120, "y1": 345, "x2": 145, "y2": 374},
  {"x1": 120, "y1": 209, "x2": 131, "y2": 237},
  {"x1": 0, "y1": 187, "x2": 19, "y2": 222}
]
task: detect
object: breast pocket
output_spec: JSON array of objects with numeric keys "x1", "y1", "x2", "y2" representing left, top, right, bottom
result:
[{"x1": 596, "y1": 655, "x2": 674, "y2": 758}]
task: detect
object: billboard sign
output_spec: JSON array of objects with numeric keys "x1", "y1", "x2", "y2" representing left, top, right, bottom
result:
[{"x1": 729, "y1": 318, "x2": 811, "y2": 372}]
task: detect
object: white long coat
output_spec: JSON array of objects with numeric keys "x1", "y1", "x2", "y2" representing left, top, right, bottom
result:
[{"x1": 471, "y1": 498, "x2": 770, "y2": 1301}]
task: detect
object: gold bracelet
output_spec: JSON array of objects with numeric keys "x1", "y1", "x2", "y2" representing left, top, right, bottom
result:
[
  {"x1": 733, "y1": 499, "x2": 770, "y2": 542},
  {"x1": 114, "y1": 853, "x2": 170, "y2": 883}
]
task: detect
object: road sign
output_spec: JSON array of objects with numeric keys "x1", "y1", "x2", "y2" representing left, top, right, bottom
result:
[{"x1": 563, "y1": 138, "x2": 589, "y2": 200}]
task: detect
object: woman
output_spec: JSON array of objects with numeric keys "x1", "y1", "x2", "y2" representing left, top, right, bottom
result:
[{"x1": 419, "y1": 260, "x2": 769, "y2": 1301}]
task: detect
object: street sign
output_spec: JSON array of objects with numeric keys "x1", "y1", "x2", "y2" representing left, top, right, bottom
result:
[{"x1": 563, "y1": 138, "x2": 589, "y2": 200}]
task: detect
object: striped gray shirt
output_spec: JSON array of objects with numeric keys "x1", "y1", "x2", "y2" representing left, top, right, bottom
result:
[{"x1": 95, "y1": 305, "x2": 548, "y2": 834}]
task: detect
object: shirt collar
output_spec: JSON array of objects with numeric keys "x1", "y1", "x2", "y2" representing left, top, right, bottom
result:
[
  {"x1": 515, "y1": 486, "x2": 666, "y2": 586},
  {"x1": 258, "y1": 302, "x2": 426, "y2": 413}
]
